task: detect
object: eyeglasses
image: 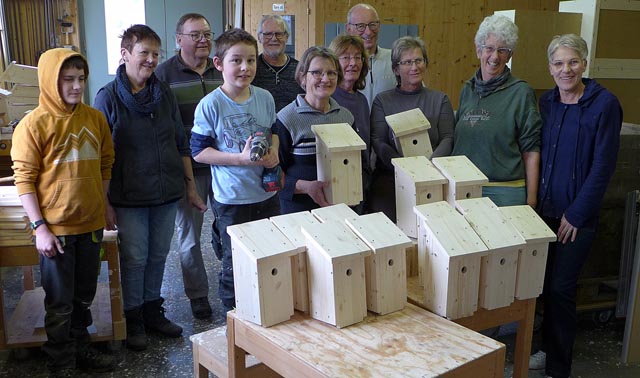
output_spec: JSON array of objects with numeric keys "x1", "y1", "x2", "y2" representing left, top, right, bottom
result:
[
  {"x1": 348, "y1": 21, "x2": 380, "y2": 32},
  {"x1": 307, "y1": 70, "x2": 338, "y2": 80},
  {"x1": 480, "y1": 45, "x2": 512, "y2": 56},
  {"x1": 398, "y1": 58, "x2": 425, "y2": 66},
  {"x1": 178, "y1": 31, "x2": 214, "y2": 41},
  {"x1": 261, "y1": 31, "x2": 288, "y2": 40},
  {"x1": 550, "y1": 59, "x2": 584, "y2": 71},
  {"x1": 339, "y1": 55, "x2": 363, "y2": 63}
]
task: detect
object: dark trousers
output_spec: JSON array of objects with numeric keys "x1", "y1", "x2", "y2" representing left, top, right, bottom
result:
[
  {"x1": 211, "y1": 195, "x2": 280, "y2": 308},
  {"x1": 39, "y1": 230, "x2": 103, "y2": 370},
  {"x1": 541, "y1": 217, "x2": 595, "y2": 378}
]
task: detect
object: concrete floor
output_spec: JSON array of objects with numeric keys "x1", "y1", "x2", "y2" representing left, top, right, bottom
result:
[{"x1": 1, "y1": 212, "x2": 640, "y2": 378}]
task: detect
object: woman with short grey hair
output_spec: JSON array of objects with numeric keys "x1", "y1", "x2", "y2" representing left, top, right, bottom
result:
[
  {"x1": 532, "y1": 33, "x2": 622, "y2": 378},
  {"x1": 452, "y1": 14, "x2": 542, "y2": 208},
  {"x1": 369, "y1": 35, "x2": 454, "y2": 221},
  {"x1": 546, "y1": 33, "x2": 588, "y2": 61}
]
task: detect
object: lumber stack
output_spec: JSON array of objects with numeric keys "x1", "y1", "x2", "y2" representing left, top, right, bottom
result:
[{"x1": 0, "y1": 185, "x2": 31, "y2": 247}]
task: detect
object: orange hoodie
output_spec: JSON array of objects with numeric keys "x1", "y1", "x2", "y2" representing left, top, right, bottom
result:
[{"x1": 11, "y1": 48, "x2": 115, "y2": 235}]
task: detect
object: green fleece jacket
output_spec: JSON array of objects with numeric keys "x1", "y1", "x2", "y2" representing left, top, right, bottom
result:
[{"x1": 452, "y1": 74, "x2": 541, "y2": 182}]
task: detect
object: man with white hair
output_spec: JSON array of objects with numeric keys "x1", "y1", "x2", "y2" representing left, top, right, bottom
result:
[
  {"x1": 345, "y1": 3, "x2": 396, "y2": 107},
  {"x1": 253, "y1": 15, "x2": 303, "y2": 111}
]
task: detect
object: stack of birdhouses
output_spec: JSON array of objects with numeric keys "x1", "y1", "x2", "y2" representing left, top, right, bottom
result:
[{"x1": 231, "y1": 204, "x2": 411, "y2": 328}]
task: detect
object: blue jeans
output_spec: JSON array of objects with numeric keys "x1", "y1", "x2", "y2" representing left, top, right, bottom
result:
[
  {"x1": 212, "y1": 195, "x2": 280, "y2": 308},
  {"x1": 541, "y1": 216, "x2": 595, "y2": 378},
  {"x1": 39, "y1": 230, "x2": 103, "y2": 371},
  {"x1": 116, "y1": 202, "x2": 178, "y2": 311}
]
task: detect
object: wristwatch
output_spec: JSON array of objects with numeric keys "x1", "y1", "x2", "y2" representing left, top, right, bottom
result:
[{"x1": 30, "y1": 219, "x2": 46, "y2": 230}]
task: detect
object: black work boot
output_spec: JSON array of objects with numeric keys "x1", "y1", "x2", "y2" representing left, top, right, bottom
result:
[
  {"x1": 143, "y1": 298, "x2": 183, "y2": 338},
  {"x1": 124, "y1": 306, "x2": 147, "y2": 351}
]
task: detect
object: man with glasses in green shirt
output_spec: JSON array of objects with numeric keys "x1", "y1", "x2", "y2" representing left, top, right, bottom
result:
[
  {"x1": 253, "y1": 15, "x2": 303, "y2": 111},
  {"x1": 345, "y1": 3, "x2": 396, "y2": 107}
]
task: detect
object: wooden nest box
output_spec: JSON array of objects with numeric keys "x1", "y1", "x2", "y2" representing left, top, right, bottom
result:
[
  {"x1": 228, "y1": 219, "x2": 299, "y2": 327},
  {"x1": 301, "y1": 221, "x2": 371, "y2": 328},
  {"x1": 270, "y1": 210, "x2": 321, "y2": 312},
  {"x1": 413, "y1": 201, "x2": 488, "y2": 319},
  {"x1": 392, "y1": 156, "x2": 447, "y2": 237},
  {"x1": 455, "y1": 197, "x2": 526, "y2": 310},
  {"x1": 500, "y1": 205, "x2": 556, "y2": 300},
  {"x1": 346, "y1": 212, "x2": 412, "y2": 315},
  {"x1": 432, "y1": 155, "x2": 488, "y2": 206},
  {"x1": 385, "y1": 108, "x2": 433, "y2": 158},
  {"x1": 312, "y1": 123, "x2": 366, "y2": 206}
]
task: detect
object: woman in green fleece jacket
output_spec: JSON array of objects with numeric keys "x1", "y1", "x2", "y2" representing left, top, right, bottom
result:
[{"x1": 452, "y1": 14, "x2": 542, "y2": 207}]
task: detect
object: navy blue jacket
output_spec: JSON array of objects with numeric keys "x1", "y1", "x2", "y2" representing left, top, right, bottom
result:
[
  {"x1": 538, "y1": 78, "x2": 622, "y2": 229},
  {"x1": 94, "y1": 79, "x2": 190, "y2": 207}
]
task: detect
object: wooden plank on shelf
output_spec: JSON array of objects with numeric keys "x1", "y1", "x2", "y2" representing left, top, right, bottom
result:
[
  {"x1": 0, "y1": 62, "x2": 38, "y2": 86},
  {"x1": 591, "y1": 58, "x2": 640, "y2": 79},
  {"x1": 4, "y1": 284, "x2": 114, "y2": 348}
]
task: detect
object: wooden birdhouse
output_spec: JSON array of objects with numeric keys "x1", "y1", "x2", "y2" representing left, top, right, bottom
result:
[
  {"x1": 391, "y1": 156, "x2": 447, "y2": 237},
  {"x1": 227, "y1": 219, "x2": 299, "y2": 327},
  {"x1": 345, "y1": 212, "x2": 412, "y2": 315},
  {"x1": 413, "y1": 201, "x2": 488, "y2": 319},
  {"x1": 455, "y1": 198, "x2": 526, "y2": 310},
  {"x1": 270, "y1": 211, "x2": 321, "y2": 312},
  {"x1": 301, "y1": 221, "x2": 371, "y2": 328},
  {"x1": 311, "y1": 202, "x2": 359, "y2": 224},
  {"x1": 312, "y1": 123, "x2": 366, "y2": 206},
  {"x1": 431, "y1": 156, "x2": 488, "y2": 207},
  {"x1": 385, "y1": 108, "x2": 433, "y2": 157},
  {"x1": 500, "y1": 205, "x2": 556, "y2": 300}
]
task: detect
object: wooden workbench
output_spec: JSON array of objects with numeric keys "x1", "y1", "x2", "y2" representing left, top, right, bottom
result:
[
  {"x1": 0, "y1": 230, "x2": 125, "y2": 348},
  {"x1": 407, "y1": 276, "x2": 535, "y2": 378},
  {"x1": 220, "y1": 303, "x2": 505, "y2": 378}
]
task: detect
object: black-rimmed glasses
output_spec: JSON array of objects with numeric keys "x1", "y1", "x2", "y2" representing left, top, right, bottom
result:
[
  {"x1": 348, "y1": 21, "x2": 380, "y2": 32},
  {"x1": 261, "y1": 32, "x2": 288, "y2": 40}
]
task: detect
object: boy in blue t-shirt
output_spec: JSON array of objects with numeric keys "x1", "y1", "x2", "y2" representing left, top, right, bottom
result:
[{"x1": 191, "y1": 28, "x2": 280, "y2": 312}]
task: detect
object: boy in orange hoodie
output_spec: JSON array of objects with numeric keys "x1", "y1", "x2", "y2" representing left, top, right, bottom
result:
[{"x1": 11, "y1": 48, "x2": 116, "y2": 378}]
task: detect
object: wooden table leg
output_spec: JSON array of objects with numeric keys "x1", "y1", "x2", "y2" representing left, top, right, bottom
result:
[
  {"x1": 227, "y1": 312, "x2": 248, "y2": 378},
  {"x1": 512, "y1": 298, "x2": 535, "y2": 378},
  {"x1": 192, "y1": 342, "x2": 208, "y2": 378}
]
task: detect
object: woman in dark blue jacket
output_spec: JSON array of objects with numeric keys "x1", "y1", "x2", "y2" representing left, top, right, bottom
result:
[
  {"x1": 532, "y1": 34, "x2": 622, "y2": 378},
  {"x1": 94, "y1": 25, "x2": 206, "y2": 352}
]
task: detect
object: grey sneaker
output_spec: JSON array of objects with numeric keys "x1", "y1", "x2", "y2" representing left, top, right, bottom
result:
[{"x1": 529, "y1": 350, "x2": 546, "y2": 370}]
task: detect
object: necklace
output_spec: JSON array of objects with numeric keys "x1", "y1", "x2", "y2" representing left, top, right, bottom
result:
[{"x1": 261, "y1": 55, "x2": 289, "y2": 86}]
